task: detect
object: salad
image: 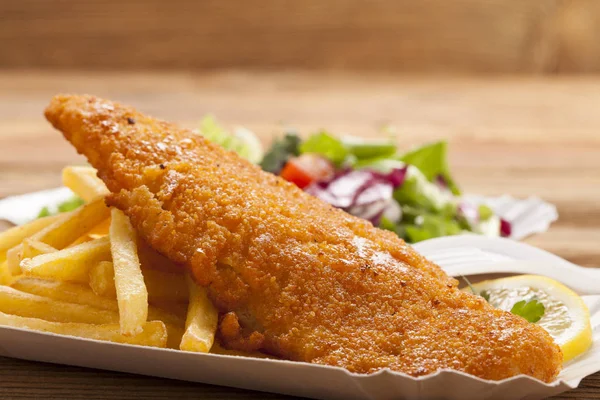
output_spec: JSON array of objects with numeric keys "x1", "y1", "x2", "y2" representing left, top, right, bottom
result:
[
  {"x1": 41, "y1": 116, "x2": 510, "y2": 243},
  {"x1": 199, "y1": 117, "x2": 510, "y2": 243}
]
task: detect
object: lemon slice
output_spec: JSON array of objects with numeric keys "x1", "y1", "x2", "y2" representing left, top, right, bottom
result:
[{"x1": 469, "y1": 275, "x2": 593, "y2": 362}]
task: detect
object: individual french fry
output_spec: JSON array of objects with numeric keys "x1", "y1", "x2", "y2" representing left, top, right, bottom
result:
[
  {"x1": 62, "y1": 166, "x2": 109, "y2": 202},
  {"x1": 34, "y1": 196, "x2": 110, "y2": 250},
  {"x1": 110, "y1": 208, "x2": 148, "y2": 335},
  {"x1": 6, "y1": 245, "x2": 23, "y2": 276},
  {"x1": 0, "y1": 312, "x2": 167, "y2": 348},
  {"x1": 0, "y1": 286, "x2": 118, "y2": 324},
  {"x1": 179, "y1": 275, "x2": 218, "y2": 353},
  {"x1": 0, "y1": 214, "x2": 60, "y2": 255},
  {"x1": 20, "y1": 236, "x2": 111, "y2": 283},
  {"x1": 0, "y1": 261, "x2": 12, "y2": 285},
  {"x1": 89, "y1": 261, "x2": 117, "y2": 297},
  {"x1": 21, "y1": 239, "x2": 57, "y2": 259}
]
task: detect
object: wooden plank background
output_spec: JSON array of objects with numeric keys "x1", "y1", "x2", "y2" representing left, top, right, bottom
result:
[{"x1": 2, "y1": 0, "x2": 600, "y2": 73}]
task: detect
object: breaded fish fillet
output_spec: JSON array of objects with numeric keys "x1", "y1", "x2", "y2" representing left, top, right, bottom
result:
[{"x1": 45, "y1": 94, "x2": 562, "y2": 382}]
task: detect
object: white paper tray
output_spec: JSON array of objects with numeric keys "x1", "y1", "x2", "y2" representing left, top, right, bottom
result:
[{"x1": 0, "y1": 195, "x2": 596, "y2": 400}]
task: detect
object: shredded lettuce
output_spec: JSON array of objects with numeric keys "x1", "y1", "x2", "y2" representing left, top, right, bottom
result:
[
  {"x1": 399, "y1": 141, "x2": 460, "y2": 195},
  {"x1": 299, "y1": 132, "x2": 348, "y2": 165}
]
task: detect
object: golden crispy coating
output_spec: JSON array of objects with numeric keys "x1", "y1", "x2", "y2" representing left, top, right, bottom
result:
[{"x1": 45, "y1": 94, "x2": 562, "y2": 382}]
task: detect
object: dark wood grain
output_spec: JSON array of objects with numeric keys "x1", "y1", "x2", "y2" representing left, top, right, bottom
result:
[
  {"x1": 0, "y1": 71, "x2": 598, "y2": 399},
  {"x1": 0, "y1": 357, "x2": 301, "y2": 400},
  {"x1": 2, "y1": 0, "x2": 600, "y2": 73},
  {"x1": 0, "y1": 356, "x2": 597, "y2": 400}
]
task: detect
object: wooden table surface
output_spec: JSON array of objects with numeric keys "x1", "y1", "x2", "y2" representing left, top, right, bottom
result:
[{"x1": 0, "y1": 71, "x2": 598, "y2": 399}]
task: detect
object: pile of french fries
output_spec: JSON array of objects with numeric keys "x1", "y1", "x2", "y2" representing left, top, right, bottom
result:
[{"x1": 0, "y1": 166, "x2": 223, "y2": 352}]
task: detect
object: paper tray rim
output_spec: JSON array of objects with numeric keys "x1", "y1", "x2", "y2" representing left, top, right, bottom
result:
[{"x1": 0, "y1": 323, "x2": 574, "y2": 389}]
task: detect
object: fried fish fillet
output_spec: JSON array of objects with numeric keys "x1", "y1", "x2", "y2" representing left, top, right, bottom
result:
[{"x1": 45, "y1": 94, "x2": 562, "y2": 382}]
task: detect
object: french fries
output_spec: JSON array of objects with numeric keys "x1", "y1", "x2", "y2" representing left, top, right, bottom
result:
[
  {"x1": 62, "y1": 166, "x2": 109, "y2": 202},
  {"x1": 20, "y1": 236, "x2": 111, "y2": 283},
  {"x1": 0, "y1": 286, "x2": 118, "y2": 324},
  {"x1": 34, "y1": 197, "x2": 110, "y2": 249},
  {"x1": 6, "y1": 245, "x2": 23, "y2": 276},
  {"x1": 110, "y1": 209, "x2": 148, "y2": 335},
  {"x1": 12, "y1": 276, "x2": 185, "y2": 326},
  {"x1": 0, "y1": 214, "x2": 60, "y2": 254},
  {"x1": 180, "y1": 275, "x2": 218, "y2": 353},
  {"x1": 5, "y1": 198, "x2": 109, "y2": 276},
  {"x1": 21, "y1": 239, "x2": 57, "y2": 259},
  {"x1": 88, "y1": 260, "x2": 188, "y2": 304},
  {"x1": 2, "y1": 215, "x2": 62, "y2": 275},
  {"x1": 0, "y1": 312, "x2": 167, "y2": 348},
  {"x1": 0, "y1": 165, "x2": 233, "y2": 355}
]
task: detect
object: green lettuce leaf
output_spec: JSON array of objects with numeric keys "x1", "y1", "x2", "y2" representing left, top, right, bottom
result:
[
  {"x1": 399, "y1": 141, "x2": 460, "y2": 195},
  {"x1": 299, "y1": 131, "x2": 348, "y2": 165}
]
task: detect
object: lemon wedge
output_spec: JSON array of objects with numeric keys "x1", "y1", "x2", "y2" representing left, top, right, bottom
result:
[{"x1": 468, "y1": 275, "x2": 593, "y2": 362}]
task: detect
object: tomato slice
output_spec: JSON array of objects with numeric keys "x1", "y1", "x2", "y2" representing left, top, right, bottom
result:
[{"x1": 280, "y1": 154, "x2": 335, "y2": 188}]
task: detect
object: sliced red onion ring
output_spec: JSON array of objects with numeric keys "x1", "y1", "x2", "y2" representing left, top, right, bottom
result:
[
  {"x1": 305, "y1": 167, "x2": 407, "y2": 225},
  {"x1": 500, "y1": 218, "x2": 512, "y2": 237}
]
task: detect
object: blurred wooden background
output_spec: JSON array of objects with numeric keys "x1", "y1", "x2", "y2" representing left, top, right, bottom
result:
[{"x1": 2, "y1": 0, "x2": 600, "y2": 73}]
